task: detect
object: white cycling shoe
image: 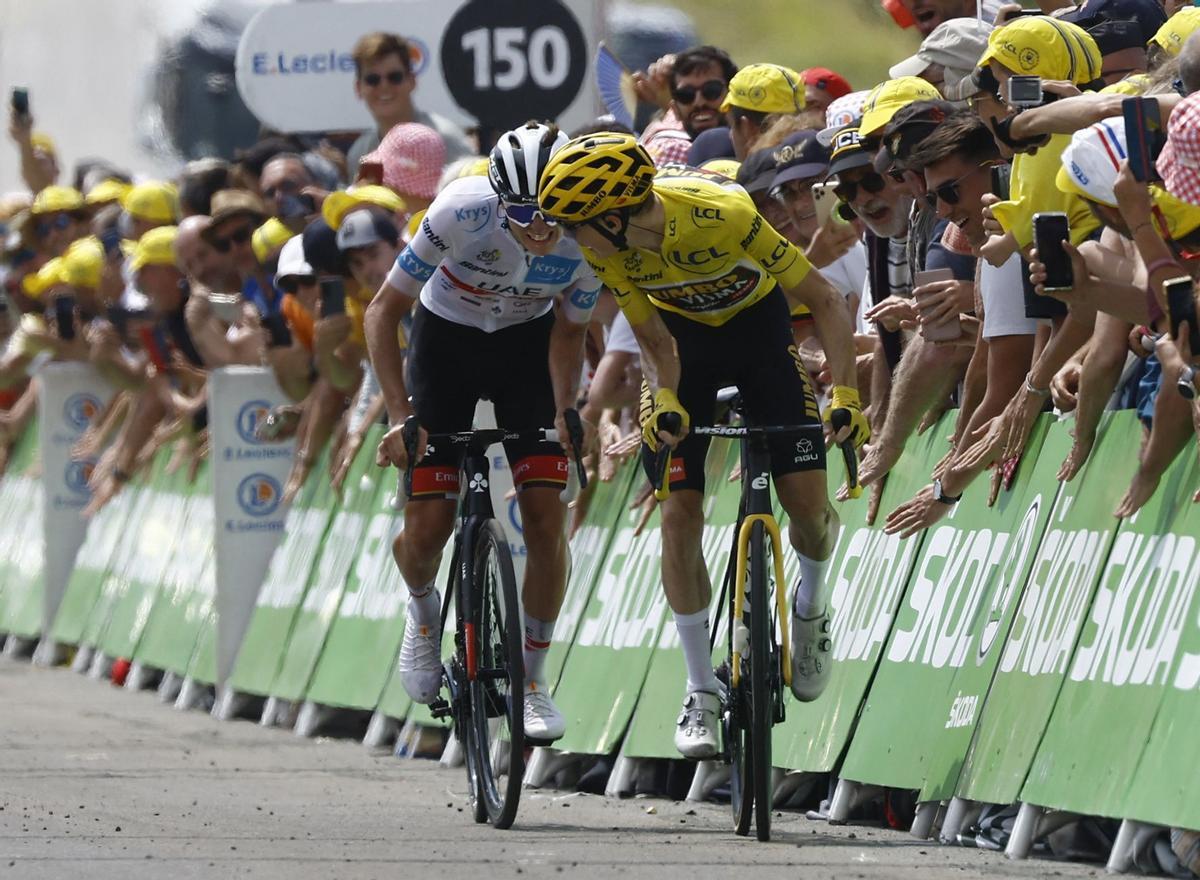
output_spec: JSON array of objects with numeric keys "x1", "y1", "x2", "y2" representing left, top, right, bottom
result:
[
  {"x1": 789, "y1": 607, "x2": 833, "y2": 702},
  {"x1": 674, "y1": 689, "x2": 722, "y2": 760},
  {"x1": 398, "y1": 595, "x2": 444, "y2": 704},
  {"x1": 522, "y1": 681, "x2": 566, "y2": 743}
]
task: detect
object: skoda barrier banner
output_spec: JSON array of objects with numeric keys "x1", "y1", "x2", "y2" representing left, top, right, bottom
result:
[
  {"x1": 209, "y1": 367, "x2": 295, "y2": 684},
  {"x1": 955, "y1": 411, "x2": 1141, "y2": 806},
  {"x1": 1021, "y1": 451, "x2": 1199, "y2": 818},
  {"x1": 37, "y1": 363, "x2": 114, "y2": 633}
]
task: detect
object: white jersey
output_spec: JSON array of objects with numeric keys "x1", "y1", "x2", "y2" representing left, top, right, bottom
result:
[{"x1": 385, "y1": 175, "x2": 602, "y2": 332}]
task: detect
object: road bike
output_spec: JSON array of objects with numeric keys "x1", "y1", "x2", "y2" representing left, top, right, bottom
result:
[{"x1": 400, "y1": 411, "x2": 586, "y2": 829}]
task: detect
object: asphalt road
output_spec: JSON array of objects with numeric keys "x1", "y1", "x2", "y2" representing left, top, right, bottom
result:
[{"x1": 0, "y1": 659, "x2": 1104, "y2": 880}]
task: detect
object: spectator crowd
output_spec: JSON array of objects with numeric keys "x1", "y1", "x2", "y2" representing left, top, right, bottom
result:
[{"x1": 3, "y1": 0, "x2": 1200, "y2": 871}]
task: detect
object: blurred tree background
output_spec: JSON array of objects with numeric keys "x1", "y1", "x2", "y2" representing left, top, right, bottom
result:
[{"x1": 627, "y1": 0, "x2": 922, "y2": 92}]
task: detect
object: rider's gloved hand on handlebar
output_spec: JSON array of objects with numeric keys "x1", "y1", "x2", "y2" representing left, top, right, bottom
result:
[
  {"x1": 823, "y1": 385, "x2": 870, "y2": 449},
  {"x1": 641, "y1": 388, "x2": 690, "y2": 451}
]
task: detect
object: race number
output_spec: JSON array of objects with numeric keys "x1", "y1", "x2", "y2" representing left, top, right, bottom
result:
[{"x1": 441, "y1": 0, "x2": 587, "y2": 129}]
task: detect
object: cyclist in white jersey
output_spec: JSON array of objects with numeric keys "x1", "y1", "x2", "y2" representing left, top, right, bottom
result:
[{"x1": 365, "y1": 122, "x2": 600, "y2": 742}]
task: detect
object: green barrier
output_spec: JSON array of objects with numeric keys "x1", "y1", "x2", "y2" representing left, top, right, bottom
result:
[
  {"x1": 226, "y1": 445, "x2": 336, "y2": 697},
  {"x1": 269, "y1": 436, "x2": 381, "y2": 702},
  {"x1": 48, "y1": 472, "x2": 135, "y2": 648},
  {"x1": 186, "y1": 598, "x2": 219, "y2": 686},
  {"x1": 954, "y1": 410, "x2": 1141, "y2": 806},
  {"x1": 1020, "y1": 450, "x2": 1198, "y2": 818},
  {"x1": 134, "y1": 464, "x2": 216, "y2": 676},
  {"x1": 840, "y1": 417, "x2": 1056, "y2": 791},
  {"x1": 0, "y1": 424, "x2": 45, "y2": 639},
  {"x1": 97, "y1": 454, "x2": 189, "y2": 660},
  {"x1": 775, "y1": 417, "x2": 944, "y2": 773},
  {"x1": 304, "y1": 454, "x2": 406, "y2": 711},
  {"x1": 916, "y1": 419, "x2": 1066, "y2": 804},
  {"x1": 619, "y1": 439, "x2": 740, "y2": 760},
  {"x1": 77, "y1": 481, "x2": 153, "y2": 651},
  {"x1": 1123, "y1": 478, "x2": 1200, "y2": 831},
  {"x1": 550, "y1": 490, "x2": 668, "y2": 756}
]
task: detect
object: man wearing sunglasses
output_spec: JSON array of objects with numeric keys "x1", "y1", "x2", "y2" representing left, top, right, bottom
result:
[
  {"x1": 27, "y1": 185, "x2": 87, "y2": 259},
  {"x1": 260, "y1": 154, "x2": 317, "y2": 234},
  {"x1": 202, "y1": 189, "x2": 283, "y2": 323},
  {"x1": 365, "y1": 122, "x2": 600, "y2": 745},
  {"x1": 345, "y1": 32, "x2": 472, "y2": 176}
]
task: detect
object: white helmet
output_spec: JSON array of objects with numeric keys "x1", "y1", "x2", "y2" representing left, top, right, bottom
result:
[{"x1": 488, "y1": 121, "x2": 569, "y2": 205}]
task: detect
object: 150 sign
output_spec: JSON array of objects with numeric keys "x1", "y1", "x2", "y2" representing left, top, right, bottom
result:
[{"x1": 441, "y1": 0, "x2": 587, "y2": 130}]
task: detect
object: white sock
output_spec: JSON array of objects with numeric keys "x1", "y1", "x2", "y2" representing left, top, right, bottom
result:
[
  {"x1": 793, "y1": 553, "x2": 829, "y2": 618},
  {"x1": 523, "y1": 615, "x2": 555, "y2": 685},
  {"x1": 407, "y1": 578, "x2": 440, "y2": 628},
  {"x1": 674, "y1": 608, "x2": 720, "y2": 694}
]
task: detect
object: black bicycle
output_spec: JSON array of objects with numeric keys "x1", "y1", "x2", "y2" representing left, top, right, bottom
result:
[
  {"x1": 401, "y1": 410, "x2": 587, "y2": 829},
  {"x1": 651, "y1": 403, "x2": 858, "y2": 841}
]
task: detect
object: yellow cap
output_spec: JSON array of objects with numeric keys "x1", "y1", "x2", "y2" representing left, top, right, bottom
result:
[
  {"x1": 30, "y1": 185, "x2": 84, "y2": 215},
  {"x1": 30, "y1": 132, "x2": 56, "y2": 156},
  {"x1": 322, "y1": 185, "x2": 406, "y2": 230},
  {"x1": 979, "y1": 17, "x2": 1102, "y2": 84},
  {"x1": 61, "y1": 237, "x2": 105, "y2": 289},
  {"x1": 460, "y1": 156, "x2": 491, "y2": 178},
  {"x1": 719, "y1": 63, "x2": 804, "y2": 114},
  {"x1": 127, "y1": 226, "x2": 179, "y2": 272},
  {"x1": 22, "y1": 258, "x2": 65, "y2": 298},
  {"x1": 1152, "y1": 8, "x2": 1200, "y2": 58},
  {"x1": 120, "y1": 181, "x2": 180, "y2": 223},
  {"x1": 858, "y1": 77, "x2": 942, "y2": 137},
  {"x1": 252, "y1": 218, "x2": 294, "y2": 264},
  {"x1": 699, "y1": 158, "x2": 742, "y2": 180},
  {"x1": 85, "y1": 178, "x2": 132, "y2": 207},
  {"x1": 1151, "y1": 185, "x2": 1200, "y2": 241}
]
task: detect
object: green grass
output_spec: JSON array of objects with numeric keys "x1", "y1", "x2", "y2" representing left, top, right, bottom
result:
[{"x1": 631, "y1": 0, "x2": 923, "y2": 93}]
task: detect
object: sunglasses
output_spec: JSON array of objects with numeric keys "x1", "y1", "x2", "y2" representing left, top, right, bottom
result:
[
  {"x1": 833, "y1": 170, "x2": 902, "y2": 203},
  {"x1": 671, "y1": 79, "x2": 726, "y2": 106},
  {"x1": 362, "y1": 70, "x2": 406, "y2": 87},
  {"x1": 279, "y1": 274, "x2": 316, "y2": 294},
  {"x1": 503, "y1": 202, "x2": 558, "y2": 229},
  {"x1": 35, "y1": 213, "x2": 72, "y2": 238},
  {"x1": 211, "y1": 224, "x2": 254, "y2": 253},
  {"x1": 923, "y1": 166, "x2": 986, "y2": 209}
]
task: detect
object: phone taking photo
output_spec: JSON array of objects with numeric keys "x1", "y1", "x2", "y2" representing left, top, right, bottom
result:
[
  {"x1": 1123, "y1": 97, "x2": 1165, "y2": 183},
  {"x1": 1165, "y1": 276, "x2": 1200, "y2": 355},
  {"x1": 811, "y1": 181, "x2": 846, "y2": 227},
  {"x1": 319, "y1": 277, "x2": 346, "y2": 317},
  {"x1": 913, "y1": 268, "x2": 961, "y2": 343},
  {"x1": 10, "y1": 87, "x2": 29, "y2": 117},
  {"x1": 1033, "y1": 212, "x2": 1073, "y2": 291},
  {"x1": 53, "y1": 294, "x2": 76, "y2": 341}
]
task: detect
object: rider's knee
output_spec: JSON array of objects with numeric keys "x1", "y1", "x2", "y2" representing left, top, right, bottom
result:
[
  {"x1": 396, "y1": 508, "x2": 454, "y2": 561},
  {"x1": 660, "y1": 493, "x2": 704, "y2": 537}
]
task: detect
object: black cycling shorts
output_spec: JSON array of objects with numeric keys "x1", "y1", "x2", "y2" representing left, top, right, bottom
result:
[
  {"x1": 406, "y1": 305, "x2": 567, "y2": 500},
  {"x1": 643, "y1": 286, "x2": 826, "y2": 494}
]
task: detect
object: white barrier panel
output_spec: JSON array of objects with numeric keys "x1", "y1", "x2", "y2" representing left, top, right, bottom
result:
[
  {"x1": 208, "y1": 367, "x2": 296, "y2": 684},
  {"x1": 37, "y1": 363, "x2": 114, "y2": 632}
]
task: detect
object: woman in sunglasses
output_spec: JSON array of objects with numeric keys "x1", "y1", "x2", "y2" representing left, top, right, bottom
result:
[{"x1": 363, "y1": 121, "x2": 601, "y2": 744}]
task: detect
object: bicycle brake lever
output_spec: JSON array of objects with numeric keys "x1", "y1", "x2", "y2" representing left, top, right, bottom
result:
[
  {"x1": 839, "y1": 439, "x2": 862, "y2": 499},
  {"x1": 563, "y1": 408, "x2": 589, "y2": 491},
  {"x1": 401, "y1": 415, "x2": 420, "y2": 501}
]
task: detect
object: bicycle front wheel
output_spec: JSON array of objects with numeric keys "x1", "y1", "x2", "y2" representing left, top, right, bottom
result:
[
  {"x1": 465, "y1": 520, "x2": 525, "y2": 829},
  {"x1": 746, "y1": 520, "x2": 774, "y2": 841}
]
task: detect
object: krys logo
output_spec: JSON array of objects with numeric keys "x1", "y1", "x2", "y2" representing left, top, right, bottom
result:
[
  {"x1": 65, "y1": 459, "x2": 95, "y2": 496},
  {"x1": 237, "y1": 473, "x2": 283, "y2": 518},
  {"x1": 237, "y1": 399, "x2": 272, "y2": 445},
  {"x1": 63, "y1": 393, "x2": 101, "y2": 431},
  {"x1": 251, "y1": 38, "x2": 429, "y2": 77}
]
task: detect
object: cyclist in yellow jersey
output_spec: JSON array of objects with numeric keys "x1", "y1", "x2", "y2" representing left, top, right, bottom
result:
[{"x1": 539, "y1": 134, "x2": 870, "y2": 759}]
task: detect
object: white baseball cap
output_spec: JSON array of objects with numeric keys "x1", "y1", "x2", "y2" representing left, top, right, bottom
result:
[
  {"x1": 889, "y1": 18, "x2": 993, "y2": 102},
  {"x1": 274, "y1": 235, "x2": 313, "y2": 285},
  {"x1": 1056, "y1": 117, "x2": 1126, "y2": 208}
]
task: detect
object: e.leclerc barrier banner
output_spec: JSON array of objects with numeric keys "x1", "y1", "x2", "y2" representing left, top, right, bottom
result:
[{"x1": 0, "y1": 422, "x2": 40, "y2": 639}]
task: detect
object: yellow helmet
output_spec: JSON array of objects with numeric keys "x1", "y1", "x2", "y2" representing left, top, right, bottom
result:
[{"x1": 538, "y1": 133, "x2": 655, "y2": 224}]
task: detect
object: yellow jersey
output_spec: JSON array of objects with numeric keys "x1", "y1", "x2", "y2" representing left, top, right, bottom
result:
[{"x1": 583, "y1": 168, "x2": 813, "y2": 327}]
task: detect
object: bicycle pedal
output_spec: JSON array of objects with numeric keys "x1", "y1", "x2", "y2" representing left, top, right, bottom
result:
[{"x1": 429, "y1": 698, "x2": 452, "y2": 719}]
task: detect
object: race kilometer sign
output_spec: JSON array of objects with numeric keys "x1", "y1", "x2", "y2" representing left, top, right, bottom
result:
[{"x1": 235, "y1": 0, "x2": 598, "y2": 134}]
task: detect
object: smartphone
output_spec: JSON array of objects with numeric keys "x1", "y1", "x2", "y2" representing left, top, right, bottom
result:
[
  {"x1": 264, "y1": 312, "x2": 293, "y2": 347},
  {"x1": 1165, "y1": 276, "x2": 1200, "y2": 355},
  {"x1": 319, "y1": 277, "x2": 346, "y2": 317},
  {"x1": 279, "y1": 193, "x2": 313, "y2": 219},
  {"x1": 1003, "y1": 75, "x2": 1043, "y2": 109},
  {"x1": 357, "y1": 159, "x2": 384, "y2": 186},
  {"x1": 913, "y1": 268, "x2": 961, "y2": 342},
  {"x1": 811, "y1": 181, "x2": 845, "y2": 227},
  {"x1": 1033, "y1": 212, "x2": 1073, "y2": 290},
  {"x1": 99, "y1": 226, "x2": 122, "y2": 256},
  {"x1": 990, "y1": 165, "x2": 1009, "y2": 200},
  {"x1": 53, "y1": 294, "x2": 76, "y2": 341},
  {"x1": 1123, "y1": 97, "x2": 1165, "y2": 183},
  {"x1": 138, "y1": 325, "x2": 172, "y2": 372},
  {"x1": 10, "y1": 87, "x2": 29, "y2": 117}
]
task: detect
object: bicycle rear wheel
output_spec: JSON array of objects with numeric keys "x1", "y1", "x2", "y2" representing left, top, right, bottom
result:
[
  {"x1": 464, "y1": 520, "x2": 524, "y2": 829},
  {"x1": 748, "y1": 520, "x2": 774, "y2": 841}
]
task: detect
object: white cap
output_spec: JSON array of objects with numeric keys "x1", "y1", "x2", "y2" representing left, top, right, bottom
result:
[
  {"x1": 819, "y1": 90, "x2": 872, "y2": 147},
  {"x1": 336, "y1": 208, "x2": 395, "y2": 252},
  {"x1": 1057, "y1": 116, "x2": 1126, "y2": 208},
  {"x1": 275, "y1": 235, "x2": 313, "y2": 285},
  {"x1": 889, "y1": 18, "x2": 993, "y2": 102}
]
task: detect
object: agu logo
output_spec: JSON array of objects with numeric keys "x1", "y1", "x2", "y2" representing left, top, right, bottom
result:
[
  {"x1": 63, "y1": 394, "x2": 101, "y2": 431},
  {"x1": 237, "y1": 400, "x2": 272, "y2": 445},
  {"x1": 237, "y1": 473, "x2": 283, "y2": 517},
  {"x1": 65, "y1": 460, "x2": 95, "y2": 495}
]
